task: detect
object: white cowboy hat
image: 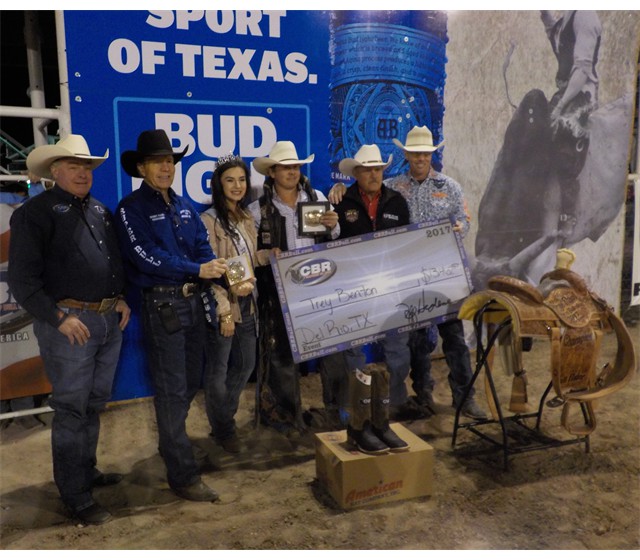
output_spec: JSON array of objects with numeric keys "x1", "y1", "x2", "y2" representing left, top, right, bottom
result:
[
  {"x1": 252, "y1": 141, "x2": 314, "y2": 176},
  {"x1": 26, "y1": 134, "x2": 109, "y2": 180},
  {"x1": 392, "y1": 125, "x2": 444, "y2": 153},
  {"x1": 338, "y1": 144, "x2": 393, "y2": 178}
]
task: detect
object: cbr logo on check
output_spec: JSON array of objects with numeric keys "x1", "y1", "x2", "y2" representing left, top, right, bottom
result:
[{"x1": 286, "y1": 258, "x2": 337, "y2": 286}]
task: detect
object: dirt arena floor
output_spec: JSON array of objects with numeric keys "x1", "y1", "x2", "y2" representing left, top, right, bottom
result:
[{"x1": 1, "y1": 323, "x2": 638, "y2": 551}]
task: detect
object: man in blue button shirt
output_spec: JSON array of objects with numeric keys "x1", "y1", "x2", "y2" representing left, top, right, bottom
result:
[{"x1": 115, "y1": 129, "x2": 227, "y2": 503}]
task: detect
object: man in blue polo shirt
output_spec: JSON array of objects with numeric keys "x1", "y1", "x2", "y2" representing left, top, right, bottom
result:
[{"x1": 115, "y1": 129, "x2": 227, "y2": 503}]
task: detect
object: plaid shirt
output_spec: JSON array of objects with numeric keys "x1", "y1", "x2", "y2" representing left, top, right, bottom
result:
[{"x1": 385, "y1": 171, "x2": 471, "y2": 238}]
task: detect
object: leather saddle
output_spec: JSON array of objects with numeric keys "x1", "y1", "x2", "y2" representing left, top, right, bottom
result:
[{"x1": 459, "y1": 267, "x2": 636, "y2": 436}]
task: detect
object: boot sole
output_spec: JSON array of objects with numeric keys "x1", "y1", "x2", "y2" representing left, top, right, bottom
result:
[
  {"x1": 356, "y1": 445, "x2": 390, "y2": 455},
  {"x1": 347, "y1": 437, "x2": 389, "y2": 455},
  {"x1": 388, "y1": 445, "x2": 410, "y2": 452}
]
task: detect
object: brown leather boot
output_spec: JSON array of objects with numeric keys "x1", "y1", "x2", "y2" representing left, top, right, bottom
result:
[
  {"x1": 370, "y1": 364, "x2": 410, "y2": 452},
  {"x1": 346, "y1": 367, "x2": 389, "y2": 454}
]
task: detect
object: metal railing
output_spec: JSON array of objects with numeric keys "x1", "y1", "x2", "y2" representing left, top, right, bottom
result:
[{"x1": 0, "y1": 11, "x2": 69, "y2": 184}]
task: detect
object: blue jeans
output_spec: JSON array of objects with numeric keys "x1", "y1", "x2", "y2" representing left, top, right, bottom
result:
[
  {"x1": 318, "y1": 351, "x2": 350, "y2": 410},
  {"x1": 204, "y1": 298, "x2": 256, "y2": 442},
  {"x1": 141, "y1": 292, "x2": 206, "y2": 489},
  {"x1": 409, "y1": 319, "x2": 475, "y2": 406},
  {"x1": 409, "y1": 326, "x2": 438, "y2": 396},
  {"x1": 345, "y1": 332, "x2": 410, "y2": 406},
  {"x1": 33, "y1": 309, "x2": 122, "y2": 512},
  {"x1": 257, "y1": 281, "x2": 304, "y2": 431}
]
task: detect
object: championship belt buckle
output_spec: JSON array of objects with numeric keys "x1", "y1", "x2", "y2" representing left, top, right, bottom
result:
[
  {"x1": 227, "y1": 261, "x2": 246, "y2": 285},
  {"x1": 297, "y1": 201, "x2": 330, "y2": 236},
  {"x1": 304, "y1": 209, "x2": 323, "y2": 226},
  {"x1": 225, "y1": 254, "x2": 252, "y2": 287}
]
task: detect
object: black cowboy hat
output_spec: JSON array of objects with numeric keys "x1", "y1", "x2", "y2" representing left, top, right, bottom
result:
[{"x1": 121, "y1": 129, "x2": 189, "y2": 178}]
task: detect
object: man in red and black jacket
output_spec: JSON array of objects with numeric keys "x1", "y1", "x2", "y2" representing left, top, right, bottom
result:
[
  {"x1": 334, "y1": 144, "x2": 411, "y2": 454},
  {"x1": 335, "y1": 146, "x2": 409, "y2": 238}
]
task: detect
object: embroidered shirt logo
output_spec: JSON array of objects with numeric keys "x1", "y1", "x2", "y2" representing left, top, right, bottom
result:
[{"x1": 345, "y1": 209, "x2": 359, "y2": 223}]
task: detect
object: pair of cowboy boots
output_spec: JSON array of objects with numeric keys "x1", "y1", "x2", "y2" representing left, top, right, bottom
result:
[{"x1": 346, "y1": 364, "x2": 410, "y2": 454}]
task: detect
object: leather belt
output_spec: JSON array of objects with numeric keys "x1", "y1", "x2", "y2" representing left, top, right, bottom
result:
[
  {"x1": 58, "y1": 297, "x2": 119, "y2": 314},
  {"x1": 143, "y1": 283, "x2": 198, "y2": 298}
]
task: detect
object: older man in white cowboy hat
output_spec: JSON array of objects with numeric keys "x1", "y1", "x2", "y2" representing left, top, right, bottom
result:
[
  {"x1": 332, "y1": 143, "x2": 413, "y2": 453},
  {"x1": 329, "y1": 126, "x2": 486, "y2": 422},
  {"x1": 335, "y1": 144, "x2": 405, "y2": 236},
  {"x1": 248, "y1": 140, "x2": 343, "y2": 434},
  {"x1": 8, "y1": 133, "x2": 131, "y2": 525}
]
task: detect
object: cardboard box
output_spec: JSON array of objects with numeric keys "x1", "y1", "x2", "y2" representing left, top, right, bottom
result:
[{"x1": 315, "y1": 423, "x2": 433, "y2": 509}]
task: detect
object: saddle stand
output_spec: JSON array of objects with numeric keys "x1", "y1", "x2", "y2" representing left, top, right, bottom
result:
[{"x1": 453, "y1": 256, "x2": 635, "y2": 471}]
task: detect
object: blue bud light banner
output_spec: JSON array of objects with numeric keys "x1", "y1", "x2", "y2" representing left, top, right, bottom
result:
[
  {"x1": 62, "y1": 10, "x2": 448, "y2": 400},
  {"x1": 64, "y1": 10, "x2": 335, "y2": 212}
]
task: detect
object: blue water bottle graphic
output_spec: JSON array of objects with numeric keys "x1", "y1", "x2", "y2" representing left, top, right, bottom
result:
[{"x1": 329, "y1": 11, "x2": 448, "y2": 179}]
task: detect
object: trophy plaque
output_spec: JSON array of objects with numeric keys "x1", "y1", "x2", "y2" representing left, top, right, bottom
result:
[{"x1": 225, "y1": 253, "x2": 253, "y2": 287}]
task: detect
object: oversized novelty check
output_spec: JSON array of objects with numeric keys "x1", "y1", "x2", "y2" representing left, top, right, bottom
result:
[{"x1": 270, "y1": 219, "x2": 473, "y2": 363}]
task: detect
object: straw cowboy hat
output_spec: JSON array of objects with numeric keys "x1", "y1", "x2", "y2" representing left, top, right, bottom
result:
[
  {"x1": 252, "y1": 141, "x2": 314, "y2": 176},
  {"x1": 26, "y1": 134, "x2": 109, "y2": 180},
  {"x1": 392, "y1": 125, "x2": 444, "y2": 153},
  {"x1": 121, "y1": 129, "x2": 188, "y2": 178},
  {"x1": 338, "y1": 144, "x2": 393, "y2": 178}
]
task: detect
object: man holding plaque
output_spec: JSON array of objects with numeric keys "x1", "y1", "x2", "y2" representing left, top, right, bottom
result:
[
  {"x1": 329, "y1": 126, "x2": 487, "y2": 421},
  {"x1": 249, "y1": 141, "x2": 341, "y2": 434},
  {"x1": 335, "y1": 144, "x2": 412, "y2": 453}
]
